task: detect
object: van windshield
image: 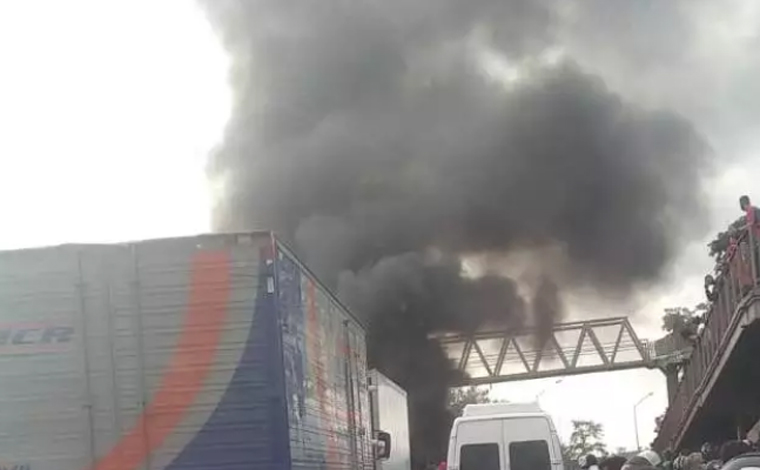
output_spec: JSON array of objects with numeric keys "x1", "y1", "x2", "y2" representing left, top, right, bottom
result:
[
  {"x1": 509, "y1": 440, "x2": 550, "y2": 470},
  {"x1": 461, "y1": 443, "x2": 500, "y2": 470}
]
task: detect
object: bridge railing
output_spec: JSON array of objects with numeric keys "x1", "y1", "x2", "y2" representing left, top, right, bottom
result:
[{"x1": 655, "y1": 225, "x2": 759, "y2": 450}]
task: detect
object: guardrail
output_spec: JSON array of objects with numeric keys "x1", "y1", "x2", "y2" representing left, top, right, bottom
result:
[{"x1": 654, "y1": 224, "x2": 760, "y2": 450}]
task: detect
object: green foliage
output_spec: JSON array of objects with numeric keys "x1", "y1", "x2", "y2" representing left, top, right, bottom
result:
[
  {"x1": 661, "y1": 305, "x2": 706, "y2": 334},
  {"x1": 447, "y1": 386, "x2": 492, "y2": 417},
  {"x1": 564, "y1": 420, "x2": 608, "y2": 461},
  {"x1": 708, "y1": 216, "x2": 745, "y2": 261}
]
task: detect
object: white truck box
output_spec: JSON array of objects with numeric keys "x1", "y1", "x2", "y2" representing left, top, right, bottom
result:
[{"x1": 369, "y1": 370, "x2": 411, "y2": 470}]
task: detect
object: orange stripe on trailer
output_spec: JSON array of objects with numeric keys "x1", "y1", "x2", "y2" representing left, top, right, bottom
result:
[
  {"x1": 306, "y1": 281, "x2": 339, "y2": 470},
  {"x1": 90, "y1": 250, "x2": 231, "y2": 470}
]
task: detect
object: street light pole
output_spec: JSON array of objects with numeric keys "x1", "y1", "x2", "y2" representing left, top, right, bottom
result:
[
  {"x1": 634, "y1": 392, "x2": 654, "y2": 451},
  {"x1": 536, "y1": 378, "x2": 564, "y2": 402}
]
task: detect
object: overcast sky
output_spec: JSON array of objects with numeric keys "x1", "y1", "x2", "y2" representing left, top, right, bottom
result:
[{"x1": 1, "y1": 0, "x2": 759, "y2": 453}]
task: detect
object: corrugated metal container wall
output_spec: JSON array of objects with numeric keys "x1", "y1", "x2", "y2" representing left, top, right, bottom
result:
[
  {"x1": 0, "y1": 245, "x2": 86, "y2": 470},
  {"x1": 0, "y1": 233, "x2": 291, "y2": 470},
  {"x1": 276, "y1": 242, "x2": 373, "y2": 470},
  {"x1": 370, "y1": 372, "x2": 410, "y2": 470}
]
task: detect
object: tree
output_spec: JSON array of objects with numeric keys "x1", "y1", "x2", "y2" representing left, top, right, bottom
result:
[
  {"x1": 448, "y1": 386, "x2": 492, "y2": 417},
  {"x1": 661, "y1": 305, "x2": 707, "y2": 333},
  {"x1": 708, "y1": 216, "x2": 746, "y2": 262},
  {"x1": 661, "y1": 305, "x2": 707, "y2": 343},
  {"x1": 564, "y1": 420, "x2": 608, "y2": 461}
]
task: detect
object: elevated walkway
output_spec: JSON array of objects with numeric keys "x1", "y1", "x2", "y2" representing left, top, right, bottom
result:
[
  {"x1": 434, "y1": 317, "x2": 658, "y2": 386},
  {"x1": 654, "y1": 227, "x2": 760, "y2": 451}
]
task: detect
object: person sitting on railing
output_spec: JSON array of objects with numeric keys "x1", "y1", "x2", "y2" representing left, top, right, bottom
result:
[
  {"x1": 704, "y1": 274, "x2": 718, "y2": 302},
  {"x1": 740, "y1": 195, "x2": 760, "y2": 235},
  {"x1": 725, "y1": 227, "x2": 753, "y2": 296},
  {"x1": 740, "y1": 195, "x2": 760, "y2": 282},
  {"x1": 725, "y1": 230, "x2": 738, "y2": 269}
]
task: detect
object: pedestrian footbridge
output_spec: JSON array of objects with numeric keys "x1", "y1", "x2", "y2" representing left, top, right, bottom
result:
[
  {"x1": 434, "y1": 226, "x2": 760, "y2": 451},
  {"x1": 434, "y1": 316, "x2": 659, "y2": 386}
]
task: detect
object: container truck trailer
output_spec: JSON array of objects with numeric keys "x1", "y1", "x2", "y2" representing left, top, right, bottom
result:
[
  {"x1": 369, "y1": 372, "x2": 410, "y2": 470},
  {"x1": 0, "y1": 232, "x2": 410, "y2": 470}
]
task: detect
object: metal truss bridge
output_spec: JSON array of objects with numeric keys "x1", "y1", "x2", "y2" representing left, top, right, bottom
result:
[
  {"x1": 429, "y1": 229, "x2": 760, "y2": 449},
  {"x1": 432, "y1": 317, "x2": 658, "y2": 386}
]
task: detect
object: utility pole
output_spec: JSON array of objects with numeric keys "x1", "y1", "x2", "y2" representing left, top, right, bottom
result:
[
  {"x1": 535, "y1": 378, "x2": 564, "y2": 403},
  {"x1": 634, "y1": 392, "x2": 654, "y2": 451}
]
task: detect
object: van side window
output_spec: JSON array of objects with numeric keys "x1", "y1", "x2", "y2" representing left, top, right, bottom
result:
[
  {"x1": 461, "y1": 443, "x2": 500, "y2": 470},
  {"x1": 509, "y1": 440, "x2": 550, "y2": 470}
]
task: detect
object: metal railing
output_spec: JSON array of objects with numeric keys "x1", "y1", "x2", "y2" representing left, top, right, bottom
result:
[{"x1": 654, "y1": 224, "x2": 760, "y2": 450}]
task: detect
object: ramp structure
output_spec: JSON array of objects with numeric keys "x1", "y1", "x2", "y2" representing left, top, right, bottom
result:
[{"x1": 653, "y1": 227, "x2": 760, "y2": 451}]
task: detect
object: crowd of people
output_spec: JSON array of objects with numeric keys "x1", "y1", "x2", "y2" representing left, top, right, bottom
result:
[
  {"x1": 573, "y1": 196, "x2": 760, "y2": 470},
  {"x1": 703, "y1": 195, "x2": 760, "y2": 308},
  {"x1": 431, "y1": 196, "x2": 760, "y2": 470},
  {"x1": 579, "y1": 439, "x2": 760, "y2": 470}
]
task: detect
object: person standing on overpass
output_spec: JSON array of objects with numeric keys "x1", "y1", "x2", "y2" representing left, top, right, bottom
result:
[
  {"x1": 740, "y1": 195, "x2": 760, "y2": 231},
  {"x1": 740, "y1": 195, "x2": 760, "y2": 280}
]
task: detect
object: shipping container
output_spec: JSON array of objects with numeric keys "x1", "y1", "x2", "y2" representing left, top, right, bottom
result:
[
  {"x1": 0, "y1": 232, "x2": 381, "y2": 470},
  {"x1": 369, "y1": 372, "x2": 410, "y2": 470}
]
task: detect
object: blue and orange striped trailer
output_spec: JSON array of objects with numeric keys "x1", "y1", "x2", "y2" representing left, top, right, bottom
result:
[{"x1": 0, "y1": 232, "x2": 403, "y2": 470}]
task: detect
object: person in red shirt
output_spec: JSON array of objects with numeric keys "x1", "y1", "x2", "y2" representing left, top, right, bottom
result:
[
  {"x1": 726, "y1": 228, "x2": 752, "y2": 294},
  {"x1": 437, "y1": 461, "x2": 447, "y2": 470},
  {"x1": 740, "y1": 195, "x2": 760, "y2": 232},
  {"x1": 739, "y1": 195, "x2": 760, "y2": 284}
]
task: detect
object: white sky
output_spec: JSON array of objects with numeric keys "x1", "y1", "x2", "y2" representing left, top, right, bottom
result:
[
  {"x1": 0, "y1": 0, "x2": 229, "y2": 248},
  {"x1": 0, "y1": 0, "x2": 753, "y2": 456}
]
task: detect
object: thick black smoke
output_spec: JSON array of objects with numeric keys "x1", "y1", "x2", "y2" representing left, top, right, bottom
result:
[
  {"x1": 201, "y1": 0, "x2": 711, "y2": 465},
  {"x1": 339, "y1": 252, "x2": 530, "y2": 460}
]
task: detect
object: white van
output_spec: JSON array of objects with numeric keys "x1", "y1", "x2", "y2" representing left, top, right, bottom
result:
[{"x1": 446, "y1": 402, "x2": 565, "y2": 470}]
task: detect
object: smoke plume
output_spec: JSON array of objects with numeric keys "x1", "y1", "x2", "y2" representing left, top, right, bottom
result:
[{"x1": 201, "y1": 0, "x2": 712, "y2": 464}]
